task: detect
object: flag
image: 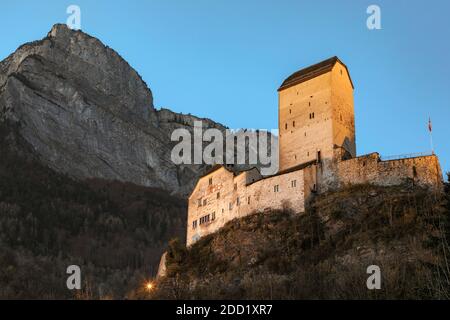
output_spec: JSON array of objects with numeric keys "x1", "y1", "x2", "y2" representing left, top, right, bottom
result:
[{"x1": 428, "y1": 117, "x2": 432, "y2": 132}]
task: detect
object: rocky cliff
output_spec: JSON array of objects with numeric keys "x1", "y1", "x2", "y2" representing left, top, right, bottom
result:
[
  {"x1": 0, "y1": 24, "x2": 257, "y2": 196},
  {"x1": 152, "y1": 184, "x2": 450, "y2": 299}
]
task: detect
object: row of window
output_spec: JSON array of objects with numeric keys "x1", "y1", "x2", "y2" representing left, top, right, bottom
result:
[
  {"x1": 195, "y1": 178, "x2": 298, "y2": 222},
  {"x1": 229, "y1": 195, "x2": 251, "y2": 210},
  {"x1": 285, "y1": 112, "x2": 351, "y2": 128},
  {"x1": 274, "y1": 179, "x2": 297, "y2": 192},
  {"x1": 192, "y1": 213, "x2": 216, "y2": 229},
  {"x1": 292, "y1": 151, "x2": 322, "y2": 162},
  {"x1": 197, "y1": 198, "x2": 208, "y2": 207},
  {"x1": 199, "y1": 179, "x2": 298, "y2": 207},
  {"x1": 288, "y1": 96, "x2": 314, "y2": 107},
  {"x1": 208, "y1": 176, "x2": 249, "y2": 188},
  {"x1": 198, "y1": 183, "x2": 239, "y2": 207},
  {"x1": 284, "y1": 113, "x2": 315, "y2": 130},
  {"x1": 193, "y1": 179, "x2": 300, "y2": 229}
]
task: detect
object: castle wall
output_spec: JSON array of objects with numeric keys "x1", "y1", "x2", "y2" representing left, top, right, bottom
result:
[
  {"x1": 323, "y1": 153, "x2": 442, "y2": 190},
  {"x1": 187, "y1": 167, "x2": 305, "y2": 246},
  {"x1": 186, "y1": 153, "x2": 442, "y2": 247}
]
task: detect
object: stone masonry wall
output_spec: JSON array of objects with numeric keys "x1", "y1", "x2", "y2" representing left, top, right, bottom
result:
[
  {"x1": 326, "y1": 153, "x2": 442, "y2": 191},
  {"x1": 187, "y1": 167, "x2": 305, "y2": 246},
  {"x1": 186, "y1": 153, "x2": 442, "y2": 247}
]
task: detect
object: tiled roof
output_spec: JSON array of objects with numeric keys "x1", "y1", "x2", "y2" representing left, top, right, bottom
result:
[{"x1": 278, "y1": 56, "x2": 353, "y2": 91}]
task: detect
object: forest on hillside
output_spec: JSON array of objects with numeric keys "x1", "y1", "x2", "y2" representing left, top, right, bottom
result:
[{"x1": 0, "y1": 123, "x2": 186, "y2": 299}]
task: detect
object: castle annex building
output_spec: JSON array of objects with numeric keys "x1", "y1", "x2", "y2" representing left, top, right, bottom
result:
[{"x1": 186, "y1": 57, "x2": 443, "y2": 247}]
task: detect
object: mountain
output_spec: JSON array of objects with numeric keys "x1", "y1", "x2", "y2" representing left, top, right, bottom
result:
[
  {"x1": 0, "y1": 24, "x2": 276, "y2": 299},
  {"x1": 152, "y1": 183, "x2": 450, "y2": 299},
  {"x1": 0, "y1": 24, "x2": 236, "y2": 196}
]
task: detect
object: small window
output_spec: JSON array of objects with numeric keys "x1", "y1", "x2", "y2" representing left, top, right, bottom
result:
[
  {"x1": 217, "y1": 192, "x2": 220, "y2": 199},
  {"x1": 340, "y1": 114, "x2": 343, "y2": 122},
  {"x1": 340, "y1": 69, "x2": 343, "y2": 75},
  {"x1": 209, "y1": 177, "x2": 212, "y2": 185},
  {"x1": 203, "y1": 199, "x2": 207, "y2": 206},
  {"x1": 212, "y1": 212, "x2": 216, "y2": 221},
  {"x1": 198, "y1": 199, "x2": 202, "y2": 207},
  {"x1": 312, "y1": 112, "x2": 315, "y2": 119},
  {"x1": 192, "y1": 220, "x2": 197, "y2": 229},
  {"x1": 291, "y1": 180, "x2": 297, "y2": 188},
  {"x1": 274, "y1": 185, "x2": 279, "y2": 192},
  {"x1": 229, "y1": 202, "x2": 232, "y2": 210},
  {"x1": 309, "y1": 102, "x2": 311, "y2": 107},
  {"x1": 236, "y1": 197, "x2": 240, "y2": 206},
  {"x1": 234, "y1": 183, "x2": 237, "y2": 191},
  {"x1": 222, "y1": 208, "x2": 224, "y2": 213},
  {"x1": 285, "y1": 123, "x2": 288, "y2": 130},
  {"x1": 247, "y1": 196, "x2": 251, "y2": 204},
  {"x1": 289, "y1": 109, "x2": 292, "y2": 114},
  {"x1": 293, "y1": 121, "x2": 295, "y2": 127}
]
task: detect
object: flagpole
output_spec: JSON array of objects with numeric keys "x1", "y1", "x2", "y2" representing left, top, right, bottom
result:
[{"x1": 428, "y1": 117, "x2": 434, "y2": 155}]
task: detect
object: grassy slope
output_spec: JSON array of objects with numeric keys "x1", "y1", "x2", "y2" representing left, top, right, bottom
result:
[
  {"x1": 155, "y1": 183, "x2": 450, "y2": 299},
  {"x1": 0, "y1": 122, "x2": 187, "y2": 299}
]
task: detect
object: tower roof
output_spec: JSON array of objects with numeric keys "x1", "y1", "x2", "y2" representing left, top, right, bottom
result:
[{"x1": 278, "y1": 56, "x2": 354, "y2": 91}]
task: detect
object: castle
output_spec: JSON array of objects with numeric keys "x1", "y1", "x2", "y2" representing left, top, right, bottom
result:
[{"x1": 186, "y1": 56, "x2": 443, "y2": 247}]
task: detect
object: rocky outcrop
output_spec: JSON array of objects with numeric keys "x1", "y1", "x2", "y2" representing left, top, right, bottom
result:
[
  {"x1": 0, "y1": 24, "x2": 265, "y2": 196},
  {"x1": 153, "y1": 184, "x2": 448, "y2": 299}
]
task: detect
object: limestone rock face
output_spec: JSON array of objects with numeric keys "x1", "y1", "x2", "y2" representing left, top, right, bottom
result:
[{"x1": 0, "y1": 24, "x2": 226, "y2": 195}]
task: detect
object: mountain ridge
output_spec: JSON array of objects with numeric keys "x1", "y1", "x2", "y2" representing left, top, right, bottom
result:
[{"x1": 0, "y1": 24, "x2": 237, "y2": 196}]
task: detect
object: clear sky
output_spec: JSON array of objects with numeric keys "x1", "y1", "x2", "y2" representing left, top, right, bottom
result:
[{"x1": 1, "y1": 0, "x2": 449, "y2": 176}]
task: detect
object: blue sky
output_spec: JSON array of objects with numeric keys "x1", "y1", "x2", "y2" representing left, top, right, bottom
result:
[{"x1": 1, "y1": 0, "x2": 449, "y2": 176}]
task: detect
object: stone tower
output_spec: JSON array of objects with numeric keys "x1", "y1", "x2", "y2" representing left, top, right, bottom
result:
[{"x1": 277, "y1": 56, "x2": 356, "y2": 173}]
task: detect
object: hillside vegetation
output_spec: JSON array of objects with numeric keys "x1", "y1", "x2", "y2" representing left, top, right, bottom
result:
[
  {"x1": 0, "y1": 123, "x2": 186, "y2": 299},
  {"x1": 154, "y1": 182, "x2": 450, "y2": 299}
]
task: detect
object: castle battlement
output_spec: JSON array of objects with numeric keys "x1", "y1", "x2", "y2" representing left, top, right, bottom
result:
[{"x1": 186, "y1": 57, "x2": 443, "y2": 247}]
